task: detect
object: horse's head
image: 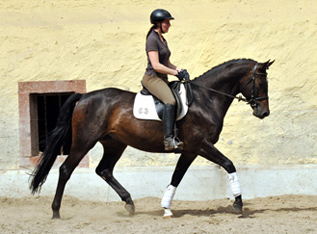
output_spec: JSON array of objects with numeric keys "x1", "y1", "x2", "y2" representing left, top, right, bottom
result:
[{"x1": 240, "y1": 60, "x2": 274, "y2": 119}]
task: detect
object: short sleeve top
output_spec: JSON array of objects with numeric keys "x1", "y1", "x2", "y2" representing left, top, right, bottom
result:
[{"x1": 145, "y1": 29, "x2": 171, "y2": 80}]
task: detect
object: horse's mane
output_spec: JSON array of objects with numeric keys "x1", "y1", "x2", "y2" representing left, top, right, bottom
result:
[{"x1": 194, "y1": 58, "x2": 256, "y2": 80}]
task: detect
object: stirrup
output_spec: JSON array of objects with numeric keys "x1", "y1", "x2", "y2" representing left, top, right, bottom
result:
[{"x1": 164, "y1": 136, "x2": 184, "y2": 151}]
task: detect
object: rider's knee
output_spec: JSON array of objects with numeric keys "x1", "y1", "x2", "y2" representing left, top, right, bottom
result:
[{"x1": 164, "y1": 100, "x2": 176, "y2": 106}]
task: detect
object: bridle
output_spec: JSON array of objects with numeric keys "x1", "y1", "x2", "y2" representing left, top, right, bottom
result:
[
  {"x1": 188, "y1": 63, "x2": 268, "y2": 108},
  {"x1": 239, "y1": 63, "x2": 269, "y2": 107}
]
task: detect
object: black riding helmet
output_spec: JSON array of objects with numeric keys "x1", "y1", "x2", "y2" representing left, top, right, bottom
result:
[{"x1": 150, "y1": 9, "x2": 174, "y2": 25}]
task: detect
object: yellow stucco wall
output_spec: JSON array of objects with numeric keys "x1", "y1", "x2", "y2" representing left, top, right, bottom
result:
[{"x1": 1, "y1": 0, "x2": 316, "y2": 169}]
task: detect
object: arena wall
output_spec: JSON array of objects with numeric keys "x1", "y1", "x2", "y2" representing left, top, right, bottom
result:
[{"x1": 1, "y1": 0, "x2": 316, "y2": 176}]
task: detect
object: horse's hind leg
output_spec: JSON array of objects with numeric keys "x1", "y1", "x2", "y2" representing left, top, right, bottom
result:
[
  {"x1": 51, "y1": 143, "x2": 93, "y2": 219},
  {"x1": 95, "y1": 139, "x2": 134, "y2": 214}
]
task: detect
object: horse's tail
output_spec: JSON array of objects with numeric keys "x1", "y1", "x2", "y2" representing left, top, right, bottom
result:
[{"x1": 29, "y1": 93, "x2": 83, "y2": 194}]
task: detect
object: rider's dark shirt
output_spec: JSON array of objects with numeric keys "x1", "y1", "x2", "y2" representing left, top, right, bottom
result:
[{"x1": 145, "y1": 29, "x2": 171, "y2": 80}]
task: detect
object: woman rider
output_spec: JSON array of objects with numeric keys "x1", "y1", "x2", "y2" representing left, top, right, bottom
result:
[{"x1": 142, "y1": 9, "x2": 188, "y2": 151}]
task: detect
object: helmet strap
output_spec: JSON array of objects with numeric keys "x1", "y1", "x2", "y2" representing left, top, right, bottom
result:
[{"x1": 158, "y1": 22, "x2": 165, "y2": 34}]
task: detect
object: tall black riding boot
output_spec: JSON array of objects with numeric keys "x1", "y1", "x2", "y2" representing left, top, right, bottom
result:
[{"x1": 163, "y1": 104, "x2": 184, "y2": 151}]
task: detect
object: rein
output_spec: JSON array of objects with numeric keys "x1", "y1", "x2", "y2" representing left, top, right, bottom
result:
[
  {"x1": 189, "y1": 81, "x2": 249, "y2": 102},
  {"x1": 187, "y1": 63, "x2": 268, "y2": 107}
]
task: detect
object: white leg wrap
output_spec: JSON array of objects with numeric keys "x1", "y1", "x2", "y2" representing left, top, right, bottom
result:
[
  {"x1": 228, "y1": 172, "x2": 242, "y2": 197},
  {"x1": 163, "y1": 208, "x2": 173, "y2": 218},
  {"x1": 161, "y1": 185, "x2": 176, "y2": 209}
]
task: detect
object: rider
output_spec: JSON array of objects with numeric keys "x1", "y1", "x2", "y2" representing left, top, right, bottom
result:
[{"x1": 142, "y1": 9, "x2": 188, "y2": 151}]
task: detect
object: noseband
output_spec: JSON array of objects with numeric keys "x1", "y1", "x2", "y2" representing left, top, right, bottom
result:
[{"x1": 189, "y1": 63, "x2": 268, "y2": 108}]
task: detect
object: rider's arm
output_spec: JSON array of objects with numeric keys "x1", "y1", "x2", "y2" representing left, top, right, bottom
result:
[
  {"x1": 148, "y1": 50, "x2": 178, "y2": 76},
  {"x1": 167, "y1": 59, "x2": 181, "y2": 73}
]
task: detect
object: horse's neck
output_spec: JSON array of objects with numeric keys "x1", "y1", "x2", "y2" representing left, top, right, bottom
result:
[{"x1": 193, "y1": 72, "x2": 241, "y2": 117}]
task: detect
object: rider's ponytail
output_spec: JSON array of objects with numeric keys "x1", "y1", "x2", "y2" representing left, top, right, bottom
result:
[{"x1": 146, "y1": 25, "x2": 157, "y2": 39}]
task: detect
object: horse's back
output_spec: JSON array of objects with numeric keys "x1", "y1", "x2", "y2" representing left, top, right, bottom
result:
[
  {"x1": 83, "y1": 87, "x2": 135, "y2": 101},
  {"x1": 71, "y1": 87, "x2": 136, "y2": 133},
  {"x1": 78, "y1": 87, "x2": 135, "y2": 110}
]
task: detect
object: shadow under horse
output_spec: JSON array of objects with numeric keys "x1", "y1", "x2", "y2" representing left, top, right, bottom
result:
[{"x1": 30, "y1": 58, "x2": 274, "y2": 219}]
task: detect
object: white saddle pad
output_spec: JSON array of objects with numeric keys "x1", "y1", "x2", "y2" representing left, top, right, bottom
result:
[{"x1": 133, "y1": 83, "x2": 188, "y2": 121}]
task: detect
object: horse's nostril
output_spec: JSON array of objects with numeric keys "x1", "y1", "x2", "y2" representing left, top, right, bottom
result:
[{"x1": 261, "y1": 111, "x2": 270, "y2": 118}]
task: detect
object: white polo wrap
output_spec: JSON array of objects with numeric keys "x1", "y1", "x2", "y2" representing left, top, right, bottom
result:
[
  {"x1": 161, "y1": 185, "x2": 177, "y2": 209},
  {"x1": 228, "y1": 172, "x2": 242, "y2": 197}
]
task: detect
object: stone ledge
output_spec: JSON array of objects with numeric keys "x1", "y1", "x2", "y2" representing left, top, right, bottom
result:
[{"x1": 0, "y1": 165, "x2": 316, "y2": 201}]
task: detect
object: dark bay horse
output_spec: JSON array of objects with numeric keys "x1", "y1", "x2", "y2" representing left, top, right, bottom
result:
[{"x1": 30, "y1": 58, "x2": 274, "y2": 219}]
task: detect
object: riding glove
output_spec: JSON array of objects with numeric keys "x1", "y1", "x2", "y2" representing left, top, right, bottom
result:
[{"x1": 176, "y1": 69, "x2": 190, "y2": 81}]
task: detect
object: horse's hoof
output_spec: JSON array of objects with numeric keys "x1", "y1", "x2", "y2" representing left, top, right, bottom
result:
[
  {"x1": 124, "y1": 204, "x2": 135, "y2": 215},
  {"x1": 52, "y1": 212, "x2": 61, "y2": 219},
  {"x1": 233, "y1": 202, "x2": 243, "y2": 214},
  {"x1": 163, "y1": 208, "x2": 173, "y2": 218}
]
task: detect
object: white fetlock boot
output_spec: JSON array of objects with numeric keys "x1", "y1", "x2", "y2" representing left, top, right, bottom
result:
[{"x1": 161, "y1": 185, "x2": 177, "y2": 218}]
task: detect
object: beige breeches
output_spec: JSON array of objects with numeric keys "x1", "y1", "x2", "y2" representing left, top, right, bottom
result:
[{"x1": 142, "y1": 74, "x2": 176, "y2": 105}]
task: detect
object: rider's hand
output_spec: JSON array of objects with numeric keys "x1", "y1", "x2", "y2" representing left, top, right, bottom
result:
[{"x1": 176, "y1": 69, "x2": 190, "y2": 81}]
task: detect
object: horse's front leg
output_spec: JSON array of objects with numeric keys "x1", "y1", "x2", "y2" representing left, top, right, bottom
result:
[
  {"x1": 199, "y1": 143, "x2": 243, "y2": 213},
  {"x1": 161, "y1": 153, "x2": 197, "y2": 218},
  {"x1": 228, "y1": 172, "x2": 243, "y2": 212}
]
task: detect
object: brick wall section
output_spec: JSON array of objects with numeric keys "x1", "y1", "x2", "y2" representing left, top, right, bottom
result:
[{"x1": 18, "y1": 80, "x2": 88, "y2": 168}]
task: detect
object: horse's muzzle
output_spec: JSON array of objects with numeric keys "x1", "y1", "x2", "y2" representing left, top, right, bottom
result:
[{"x1": 253, "y1": 105, "x2": 270, "y2": 119}]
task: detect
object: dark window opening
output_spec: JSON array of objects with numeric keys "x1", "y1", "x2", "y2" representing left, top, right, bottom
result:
[{"x1": 30, "y1": 93, "x2": 74, "y2": 156}]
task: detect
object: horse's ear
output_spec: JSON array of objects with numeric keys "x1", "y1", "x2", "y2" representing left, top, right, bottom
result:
[
  {"x1": 266, "y1": 59, "x2": 275, "y2": 69},
  {"x1": 259, "y1": 59, "x2": 275, "y2": 72}
]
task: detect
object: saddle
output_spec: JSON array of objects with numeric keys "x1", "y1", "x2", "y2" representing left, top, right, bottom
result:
[
  {"x1": 141, "y1": 81, "x2": 183, "y2": 119},
  {"x1": 133, "y1": 81, "x2": 190, "y2": 121}
]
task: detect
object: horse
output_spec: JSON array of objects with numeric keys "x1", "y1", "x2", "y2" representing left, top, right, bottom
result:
[{"x1": 29, "y1": 58, "x2": 274, "y2": 219}]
